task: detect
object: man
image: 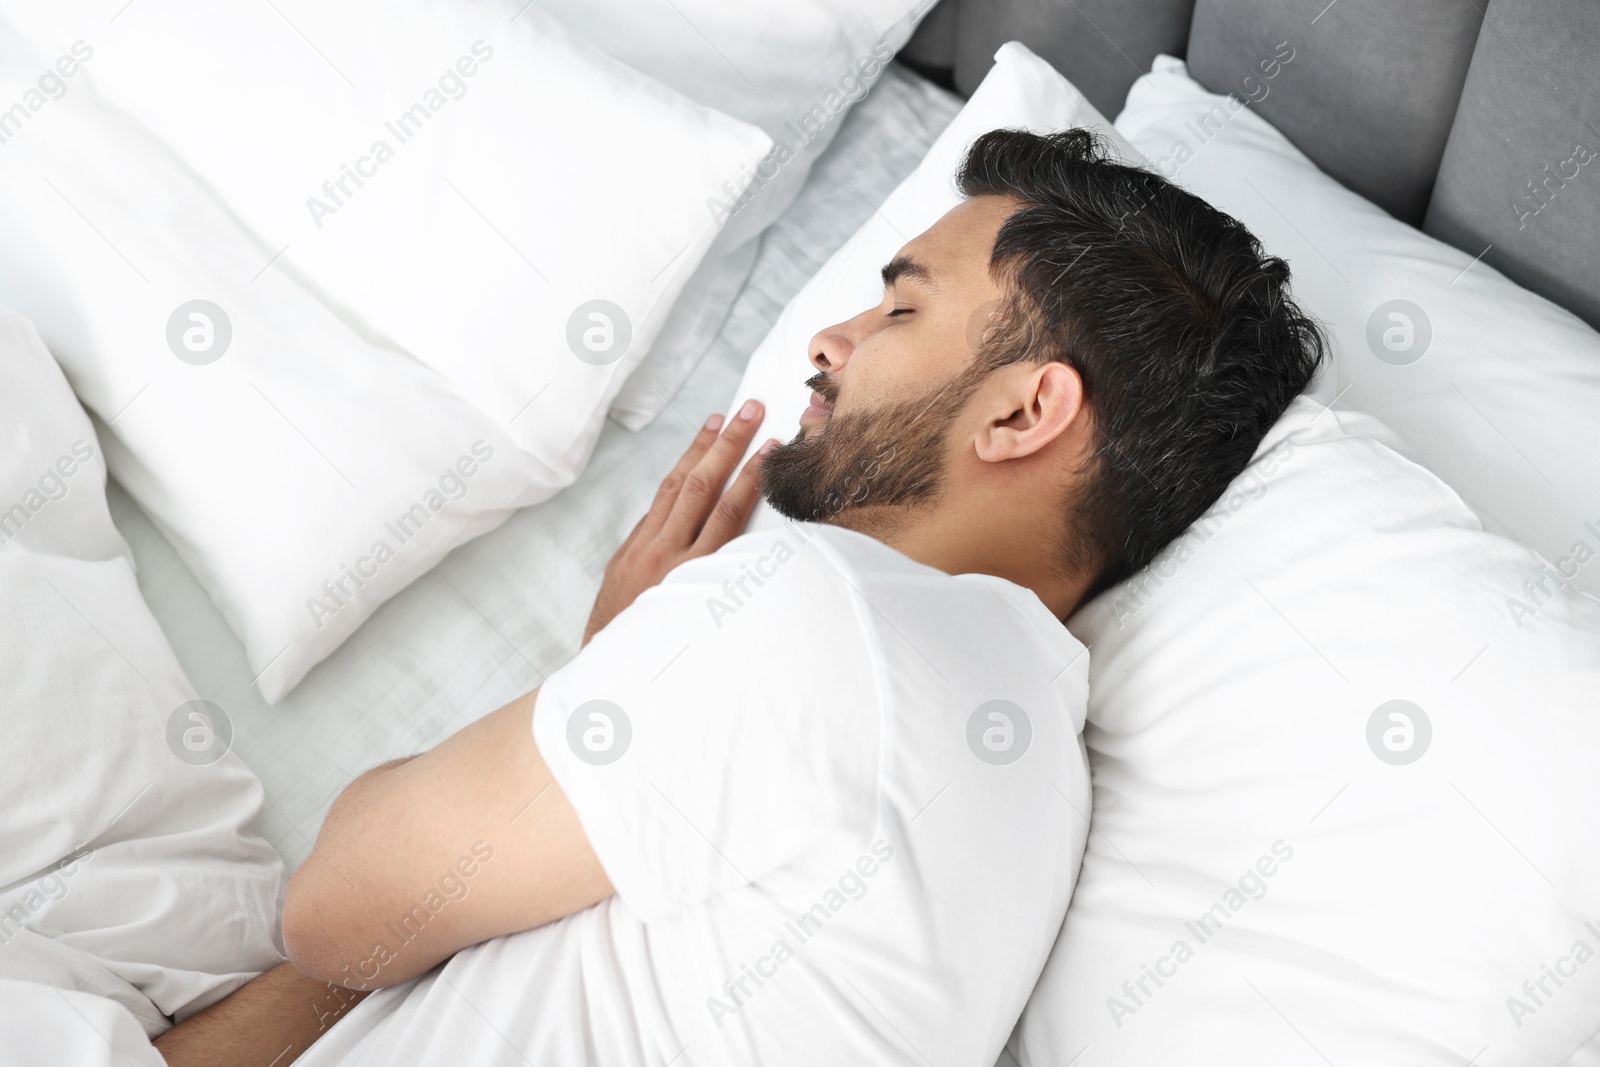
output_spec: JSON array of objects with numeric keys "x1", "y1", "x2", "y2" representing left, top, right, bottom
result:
[{"x1": 156, "y1": 129, "x2": 1323, "y2": 1066}]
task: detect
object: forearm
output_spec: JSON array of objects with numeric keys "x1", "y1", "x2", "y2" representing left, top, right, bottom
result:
[{"x1": 153, "y1": 962, "x2": 368, "y2": 1067}]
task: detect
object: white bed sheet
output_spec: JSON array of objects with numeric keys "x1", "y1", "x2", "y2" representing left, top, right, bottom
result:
[{"x1": 108, "y1": 62, "x2": 964, "y2": 872}]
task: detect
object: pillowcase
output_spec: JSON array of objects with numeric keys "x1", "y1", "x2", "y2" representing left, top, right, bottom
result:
[
  {"x1": 0, "y1": 50, "x2": 545, "y2": 704},
  {"x1": 12, "y1": 0, "x2": 772, "y2": 470},
  {"x1": 725, "y1": 40, "x2": 1151, "y2": 510},
  {"x1": 1113, "y1": 55, "x2": 1600, "y2": 600},
  {"x1": 546, "y1": 0, "x2": 937, "y2": 429},
  {"x1": 1014, "y1": 395, "x2": 1600, "y2": 1064},
  {"x1": 0, "y1": 310, "x2": 284, "y2": 1036},
  {"x1": 0, "y1": 7, "x2": 768, "y2": 702}
]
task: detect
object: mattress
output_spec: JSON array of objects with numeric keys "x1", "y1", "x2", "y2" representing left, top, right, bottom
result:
[{"x1": 108, "y1": 62, "x2": 965, "y2": 871}]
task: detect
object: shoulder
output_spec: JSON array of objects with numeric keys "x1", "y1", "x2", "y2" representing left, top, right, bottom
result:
[
  {"x1": 664, "y1": 520, "x2": 966, "y2": 608},
  {"x1": 573, "y1": 521, "x2": 1084, "y2": 717},
  {"x1": 663, "y1": 520, "x2": 929, "y2": 588},
  {"x1": 642, "y1": 521, "x2": 930, "y2": 638},
  {"x1": 662, "y1": 521, "x2": 1082, "y2": 661}
]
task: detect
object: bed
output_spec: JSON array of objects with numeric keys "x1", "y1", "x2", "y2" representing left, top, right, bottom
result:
[{"x1": 3, "y1": 0, "x2": 1599, "y2": 1062}]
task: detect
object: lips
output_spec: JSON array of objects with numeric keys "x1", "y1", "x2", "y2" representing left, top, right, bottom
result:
[{"x1": 801, "y1": 389, "x2": 833, "y2": 423}]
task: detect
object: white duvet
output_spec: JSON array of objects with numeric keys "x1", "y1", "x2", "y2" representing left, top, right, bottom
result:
[{"x1": 0, "y1": 311, "x2": 283, "y2": 1037}]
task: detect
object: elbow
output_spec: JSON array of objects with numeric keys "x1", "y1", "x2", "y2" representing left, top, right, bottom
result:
[
  {"x1": 282, "y1": 863, "x2": 369, "y2": 989},
  {"x1": 282, "y1": 759, "x2": 419, "y2": 988}
]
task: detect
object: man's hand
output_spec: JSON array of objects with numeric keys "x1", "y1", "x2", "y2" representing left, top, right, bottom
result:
[{"x1": 584, "y1": 399, "x2": 776, "y2": 645}]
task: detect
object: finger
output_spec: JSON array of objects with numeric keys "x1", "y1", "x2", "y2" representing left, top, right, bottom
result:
[
  {"x1": 615, "y1": 510, "x2": 650, "y2": 557},
  {"x1": 637, "y1": 412, "x2": 725, "y2": 541},
  {"x1": 660, "y1": 398, "x2": 764, "y2": 545},
  {"x1": 695, "y1": 438, "x2": 776, "y2": 551}
]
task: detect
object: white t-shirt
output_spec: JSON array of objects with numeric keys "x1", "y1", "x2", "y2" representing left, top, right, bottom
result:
[{"x1": 298, "y1": 522, "x2": 1091, "y2": 1066}]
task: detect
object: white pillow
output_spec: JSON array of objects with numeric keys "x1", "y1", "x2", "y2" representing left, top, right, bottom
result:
[
  {"x1": 1014, "y1": 395, "x2": 1600, "y2": 1064},
  {"x1": 1114, "y1": 55, "x2": 1600, "y2": 600},
  {"x1": 0, "y1": 9, "x2": 768, "y2": 702},
  {"x1": 11, "y1": 0, "x2": 772, "y2": 469},
  {"x1": 0, "y1": 310, "x2": 283, "y2": 1036},
  {"x1": 726, "y1": 40, "x2": 1150, "y2": 510},
  {"x1": 548, "y1": 0, "x2": 937, "y2": 429},
  {"x1": 0, "y1": 58, "x2": 543, "y2": 704}
]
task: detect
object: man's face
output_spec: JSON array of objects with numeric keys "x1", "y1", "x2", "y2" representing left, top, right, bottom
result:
[{"x1": 762, "y1": 195, "x2": 1018, "y2": 524}]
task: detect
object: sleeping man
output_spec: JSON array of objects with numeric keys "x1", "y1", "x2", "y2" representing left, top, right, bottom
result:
[{"x1": 155, "y1": 129, "x2": 1323, "y2": 1066}]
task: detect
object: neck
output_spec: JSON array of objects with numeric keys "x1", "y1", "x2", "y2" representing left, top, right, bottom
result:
[{"x1": 827, "y1": 502, "x2": 1090, "y2": 620}]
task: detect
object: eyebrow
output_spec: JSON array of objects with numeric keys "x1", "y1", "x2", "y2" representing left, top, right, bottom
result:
[{"x1": 880, "y1": 254, "x2": 939, "y2": 292}]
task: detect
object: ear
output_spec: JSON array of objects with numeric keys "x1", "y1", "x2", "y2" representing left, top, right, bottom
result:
[{"x1": 974, "y1": 362, "x2": 1085, "y2": 463}]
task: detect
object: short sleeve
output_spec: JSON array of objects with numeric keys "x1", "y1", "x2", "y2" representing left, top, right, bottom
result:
[{"x1": 532, "y1": 525, "x2": 883, "y2": 923}]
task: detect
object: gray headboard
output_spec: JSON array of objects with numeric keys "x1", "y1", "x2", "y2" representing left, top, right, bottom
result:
[{"x1": 901, "y1": 0, "x2": 1600, "y2": 331}]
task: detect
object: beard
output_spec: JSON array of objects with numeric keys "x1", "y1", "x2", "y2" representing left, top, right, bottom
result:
[{"x1": 761, "y1": 362, "x2": 989, "y2": 526}]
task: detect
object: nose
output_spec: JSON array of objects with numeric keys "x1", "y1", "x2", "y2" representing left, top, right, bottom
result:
[
  {"x1": 808, "y1": 323, "x2": 851, "y2": 374},
  {"x1": 807, "y1": 307, "x2": 874, "y2": 374}
]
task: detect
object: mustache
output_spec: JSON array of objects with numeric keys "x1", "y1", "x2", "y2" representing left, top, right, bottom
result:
[
  {"x1": 802, "y1": 364, "x2": 984, "y2": 437},
  {"x1": 805, "y1": 371, "x2": 839, "y2": 406}
]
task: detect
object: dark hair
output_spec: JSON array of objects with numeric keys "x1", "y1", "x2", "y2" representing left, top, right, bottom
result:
[{"x1": 956, "y1": 127, "x2": 1326, "y2": 600}]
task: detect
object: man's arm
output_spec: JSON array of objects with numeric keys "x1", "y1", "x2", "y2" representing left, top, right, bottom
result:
[
  {"x1": 282, "y1": 690, "x2": 608, "y2": 988},
  {"x1": 153, "y1": 963, "x2": 368, "y2": 1067},
  {"x1": 284, "y1": 402, "x2": 775, "y2": 990}
]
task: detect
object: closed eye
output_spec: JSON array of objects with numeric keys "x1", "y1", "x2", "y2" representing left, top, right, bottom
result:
[{"x1": 886, "y1": 307, "x2": 914, "y2": 318}]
